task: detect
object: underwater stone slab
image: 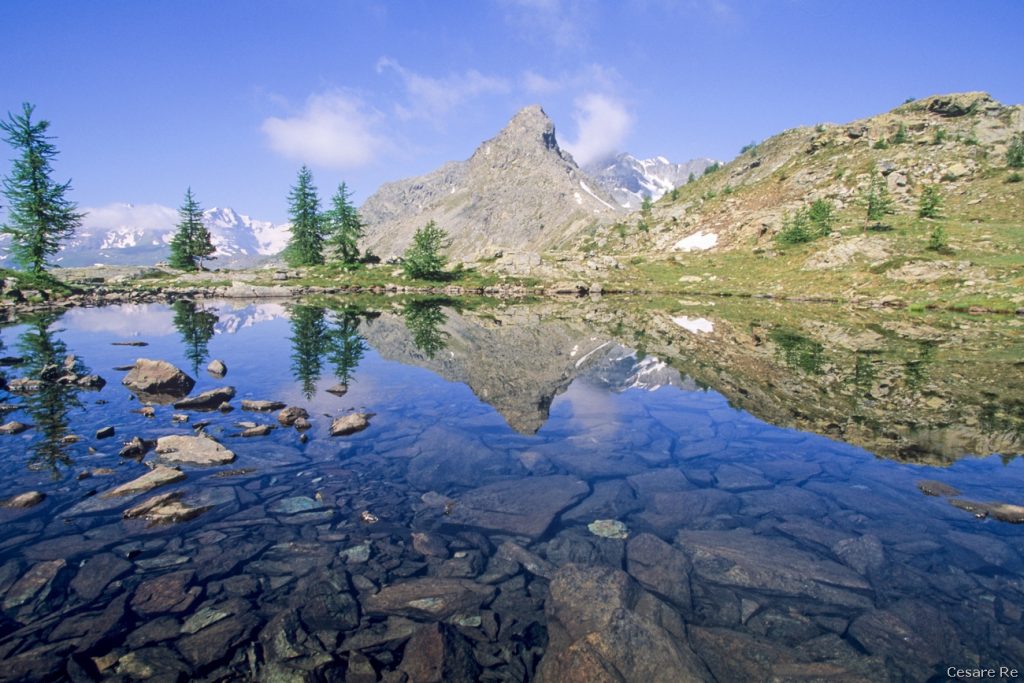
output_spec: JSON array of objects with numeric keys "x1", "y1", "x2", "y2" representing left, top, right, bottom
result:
[
  {"x1": 101, "y1": 466, "x2": 185, "y2": 498},
  {"x1": 446, "y1": 475, "x2": 588, "y2": 538},
  {"x1": 677, "y1": 529, "x2": 873, "y2": 608},
  {"x1": 70, "y1": 552, "x2": 132, "y2": 601},
  {"x1": 364, "y1": 578, "x2": 496, "y2": 620},
  {"x1": 173, "y1": 386, "x2": 237, "y2": 410}
]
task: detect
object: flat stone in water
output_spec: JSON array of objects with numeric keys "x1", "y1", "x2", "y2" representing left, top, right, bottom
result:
[
  {"x1": 364, "y1": 578, "x2": 496, "y2": 620},
  {"x1": 339, "y1": 541, "x2": 372, "y2": 564},
  {"x1": 0, "y1": 420, "x2": 32, "y2": 435},
  {"x1": 446, "y1": 475, "x2": 589, "y2": 538},
  {"x1": 269, "y1": 496, "x2": 323, "y2": 514},
  {"x1": 330, "y1": 412, "x2": 373, "y2": 436},
  {"x1": 0, "y1": 490, "x2": 45, "y2": 508},
  {"x1": 588, "y1": 519, "x2": 629, "y2": 539},
  {"x1": 2, "y1": 559, "x2": 66, "y2": 610},
  {"x1": 152, "y1": 435, "x2": 236, "y2": 466},
  {"x1": 101, "y1": 466, "x2": 185, "y2": 498},
  {"x1": 173, "y1": 386, "x2": 237, "y2": 411},
  {"x1": 241, "y1": 399, "x2": 286, "y2": 411}
]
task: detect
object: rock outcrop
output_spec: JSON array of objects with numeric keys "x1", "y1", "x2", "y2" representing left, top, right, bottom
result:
[{"x1": 360, "y1": 105, "x2": 621, "y2": 260}]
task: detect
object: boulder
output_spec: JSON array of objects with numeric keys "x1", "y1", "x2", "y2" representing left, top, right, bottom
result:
[
  {"x1": 122, "y1": 359, "x2": 195, "y2": 401},
  {"x1": 627, "y1": 533, "x2": 693, "y2": 611},
  {"x1": 123, "y1": 491, "x2": 211, "y2": 525},
  {"x1": 278, "y1": 406, "x2": 309, "y2": 426},
  {"x1": 153, "y1": 435, "x2": 236, "y2": 466},
  {"x1": 206, "y1": 359, "x2": 227, "y2": 377},
  {"x1": 399, "y1": 623, "x2": 479, "y2": 683},
  {"x1": 330, "y1": 412, "x2": 373, "y2": 436},
  {"x1": 173, "y1": 386, "x2": 236, "y2": 411}
]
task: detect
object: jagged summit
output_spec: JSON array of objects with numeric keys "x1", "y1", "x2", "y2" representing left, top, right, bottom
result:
[{"x1": 359, "y1": 106, "x2": 621, "y2": 260}]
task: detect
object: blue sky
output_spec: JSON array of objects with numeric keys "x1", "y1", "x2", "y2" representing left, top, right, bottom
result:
[{"x1": 2, "y1": 0, "x2": 1022, "y2": 224}]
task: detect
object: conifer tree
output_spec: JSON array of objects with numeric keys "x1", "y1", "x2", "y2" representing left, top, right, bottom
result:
[
  {"x1": 168, "y1": 187, "x2": 214, "y2": 270},
  {"x1": 864, "y1": 172, "x2": 894, "y2": 227},
  {"x1": 402, "y1": 220, "x2": 449, "y2": 280},
  {"x1": 323, "y1": 182, "x2": 362, "y2": 264},
  {"x1": 0, "y1": 103, "x2": 83, "y2": 273},
  {"x1": 284, "y1": 166, "x2": 323, "y2": 267}
]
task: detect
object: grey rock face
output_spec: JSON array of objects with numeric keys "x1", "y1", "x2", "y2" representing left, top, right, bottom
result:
[{"x1": 359, "y1": 105, "x2": 622, "y2": 260}]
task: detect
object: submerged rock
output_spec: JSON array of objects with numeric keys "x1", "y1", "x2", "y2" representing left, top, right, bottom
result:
[
  {"x1": 241, "y1": 424, "x2": 274, "y2": 437},
  {"x1": 123, "y1": 491, "x2": 211, "y2": 525},
  {"x1": 2, "y1": 559, "x2": 66, "y2": 610},
  {"x1": 588, "y1": 519, "x2": 629, "y2": 539},
  {"x1": 153, "y1": 435, "x2": 236, "y2": 466},
  {"x1": 122, "y1": 359, "x2": 195, "y2": 401},
  {"x1": 0, "y1": 490, "x2": 45, "y2": 508},
  {"x1": 917, "y1": 479, "x2": 960, "y2": 497},
  {"x1": 101, "y1": 466, "x2": 185, "y2": 498},
  {"x1": 364, "y1": 578, "x2": 496, "y2": 620},
  {"x1": 399, "y1": 623, "x2": 479, "y2": 683},
  {"x1": 331, "y1": 412, "x2": 373, "y2": 436},
  {"x1": 446, "y1": 475, "x2": 588, "y2": 538},
  {"x1": 241, "y1": 399, "x2": 286, "y2": 412},
  {"x1": 119, "y1": 435, "x2": 155, "y2": 459},
  {"x1": 173, "y1": 386, "x2": 237, "y2": 410},
  {"x1": 950, "y1": 498, "x2": 1024, "y2": 523}
]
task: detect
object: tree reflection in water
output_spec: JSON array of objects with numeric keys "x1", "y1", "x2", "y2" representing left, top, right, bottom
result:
[
  {"x1": 401, "y1": 299, "x2": 449, "y2": 359},
  {"x1": 289, "y1": 304, "x2": 369, "y2": 398},
  {"x1": 15, "y1": 314, "x2": 92, "y2": 478},
  {"x1": 171, "y1": 300, "x2": 218, "y2": 375}
]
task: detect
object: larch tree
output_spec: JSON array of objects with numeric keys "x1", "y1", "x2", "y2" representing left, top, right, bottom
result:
[
  {"x1": 284, "y1": 166, "x2": 323, "y2": 267},
  {"x1": 0, "y1": 103, "x2": 83, "y2": 273},
  {"x1": 323, "y1": 182, "x2": 363, "y2": 264},
  {"x1": 168, "y1": 187, "x2": 214, "y2": 271}
]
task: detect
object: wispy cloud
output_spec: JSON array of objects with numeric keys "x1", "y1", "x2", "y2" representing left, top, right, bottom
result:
[
  {"x1": 501, "y1": 0, "x2": 589, "y2": 50},
  {"x1": 82, "y1": 203, "x2": 177, "y2": 232},
  {"x1": 563, "y1": 93, "x2": 633, "y2": 166},
  {"x1": 376, "y1": 57, "x2": 510, "y2": 121},
  {"x1": 261, "y1": 92, "x2": 386, "y2": 168}
]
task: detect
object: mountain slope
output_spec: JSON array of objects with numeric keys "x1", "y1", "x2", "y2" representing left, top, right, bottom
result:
[
  {"x1": 359, "y1": 105, "x2": 622, "y2": 260},
  {"x1": 585, "y1": 92, "x2": 1024, "y2": 309},
  {"x1": 584, "y1": 153, "x2": 716, "y2": 208}
]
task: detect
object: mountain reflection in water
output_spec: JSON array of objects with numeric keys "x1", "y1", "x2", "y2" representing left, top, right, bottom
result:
[{"x1": 0, "y1": 297, "x2": 1020, "y2": 682}]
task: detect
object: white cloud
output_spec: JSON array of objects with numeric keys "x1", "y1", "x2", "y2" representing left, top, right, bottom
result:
[
  {"x1": 563, "y1": 93, "x2": 633, "y2": 166},
  {"x1": 261, "y1": 92, "x2": 385, "y2": 168},
  {"x1": 82, "y1": 203, "x2": 177, "y2": 232},
  {"x1": 522, "y1": 70, "x2": 564, "y2": 95},
  {"x1": 502, "y1": 0, "x2": 588, "y2": 50},
  {"x1": 376, "y1": 58, "x2": 509, "y2": 121}
]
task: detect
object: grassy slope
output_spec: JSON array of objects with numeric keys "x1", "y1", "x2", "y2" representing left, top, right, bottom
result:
[{"x1": 581, "y1": 92, "x2": 1024, "y2": 311}]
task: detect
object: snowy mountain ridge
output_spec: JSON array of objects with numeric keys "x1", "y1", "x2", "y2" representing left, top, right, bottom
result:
[
  {"x1": 584, "y1": 153, "x2": 718, "y2": 209},
  {"x1": 0, "y1": 202, "x2": 291, "y2": 267}
]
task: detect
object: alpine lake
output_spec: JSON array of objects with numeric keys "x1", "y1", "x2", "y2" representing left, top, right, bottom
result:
[{"x1": 0, "y1": 294, "x2": 1022, "y2": 682}]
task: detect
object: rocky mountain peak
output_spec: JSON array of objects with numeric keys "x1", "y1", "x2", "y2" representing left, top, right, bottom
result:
[{"x1": 471, "y1": 105, "x2": 566, "y2": 164}]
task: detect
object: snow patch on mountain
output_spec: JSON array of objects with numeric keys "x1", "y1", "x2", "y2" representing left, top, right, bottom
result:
[{"x1": 584, "y1": 153, "x2": 718, "y2": 209}]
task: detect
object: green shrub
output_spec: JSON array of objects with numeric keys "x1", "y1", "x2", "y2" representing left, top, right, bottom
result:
[
  {"x1": 932, "y1": 127, "x2": 948, "y2": 144},
  {"x1": 807, "y1": 198, "x2": 837, "y2": 236},
  {"x1": 1007, "y1": 171, "x2": 1023, "y2": 183},
  {"x1": 776, "y1": 209, "x2": 814, "y2": 245},
  {"x1": 918, "y1": 185, "x2": 942, "y2": 219},
  {"x1": 740, "y1": 141, "x2": 758, "y2": 154},
  {"x1": 864, "y1": 172, "x2": 894, "y2": 224},
  {"x1": 927, "y1": 224, "x2": 948, "y2": 251},
  {"x1": 1007, "y1": 133, "x2": 1024, "y2": 169},
  {"x1": 891, "y1": 123, "x2": 908, "y2": 145},
  {"x1": 702, "y1": 162, "x2": 721, "y2": 176},
  {"x1": 873, "y1": 139, "x2": 890, "y2": 150}
]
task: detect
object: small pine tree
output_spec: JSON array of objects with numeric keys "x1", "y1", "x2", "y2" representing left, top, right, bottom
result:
[
  {"x1": 283, "y1": 166, "x2": 324, "y2": 267},
  {"x1": 918, "y1": 185, "x2": 942, "y2": 219},
  {"x1": 669, "y1": 187, "x2": 679, "y2": 201},
  {"x1": 323, "y1": 182, "x2": 362, "y2": 264},
  {"x1": 891, "y1": 123, "x2": 908, "y2": 145},
  {"x1": 776, "y1": 209, "x2": 813, "y2": 245},
  {"x1": 807, "y1": 198, "x2": 837, "y2": 237},
  {"x1": 640, "y1": 195, "x2": 653, "y2": 220},
  {"x1": 168, "y1": 187, "x2": 214, "y2": 271},
  {"x1": 686, "y1": 172, "x2": 696, "y2": 184},
  {"x1": 1007, "y1": 133, "x2": 1024, "y2": 169},
  {"x1": 402, "y1": 220, "x2": 449, "y2": 280},
  {"x1": 0, "y1": 103, "x2": 83, "y2": 273},
  {"x1": 927, "y1": 225, "x2": 947, "y2": 252},
  {"x1": 864, "y1": 172, "x2": 894, "y2": 226}
]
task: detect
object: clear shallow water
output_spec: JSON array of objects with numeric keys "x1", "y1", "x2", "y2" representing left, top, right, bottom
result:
[{"x1": 0, "y1": 299, "x2": 1021, "y2": 682}]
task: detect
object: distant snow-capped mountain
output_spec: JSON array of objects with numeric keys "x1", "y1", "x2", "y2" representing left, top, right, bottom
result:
[
  {"x1": 0, "y1": 202, "x2": 290, "y2": 267},
  {"x1": 584, "y1": 153, "x2": 718, "y2": 209}
]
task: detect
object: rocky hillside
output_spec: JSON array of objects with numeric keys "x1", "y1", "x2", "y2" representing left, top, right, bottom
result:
[
  {"x1": 581, "y1": 92, "x2": 1024, "y2": 310},
  {"x1": 359, "y1": 106, "x2": 622, "y2": 260},
  {"x1": 584, "y1": 153, "x2": 716, "y2": 208}
]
